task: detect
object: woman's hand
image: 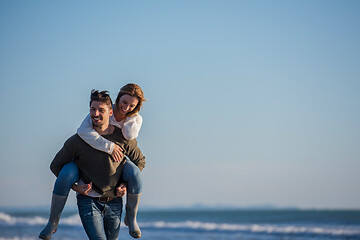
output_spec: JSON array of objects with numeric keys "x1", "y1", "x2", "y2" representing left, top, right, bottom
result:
[
  {"x1": 72, "y1": 182, "x2": 92, "y2": 195},
  {"x1": 111, "y1": 144, "x2": 124, "y2": 162},
  {"x1": 116, "y1": 184, "x2": 127, "y2": 197}
]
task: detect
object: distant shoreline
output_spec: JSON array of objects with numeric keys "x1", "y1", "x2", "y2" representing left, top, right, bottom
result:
[{"x1": 1, "y1": 205, "x2": 360, "y2": 213}]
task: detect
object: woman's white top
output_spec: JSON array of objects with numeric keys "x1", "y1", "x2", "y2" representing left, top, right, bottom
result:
[{"x1": 77, "y1": 113, "x2": 143, "y2": 154}]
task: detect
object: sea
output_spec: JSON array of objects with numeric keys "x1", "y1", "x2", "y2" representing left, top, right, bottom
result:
[{"x1": 1, "y1": 208, "x2": 360, "y2": 240}]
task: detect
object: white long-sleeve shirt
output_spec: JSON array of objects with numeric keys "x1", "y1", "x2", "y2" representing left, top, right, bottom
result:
[{"x1": 77, "y1": 113, "x2": 143, "y2": 154}]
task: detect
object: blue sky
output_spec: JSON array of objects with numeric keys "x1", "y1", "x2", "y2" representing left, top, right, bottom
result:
[{"x1": 0, "y1": 0, "x2": 359, "y2": 209}]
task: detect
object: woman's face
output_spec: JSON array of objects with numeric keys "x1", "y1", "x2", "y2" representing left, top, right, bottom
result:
[{"x1": 117, "y1": 94, "x2": 139, "y2": 115}]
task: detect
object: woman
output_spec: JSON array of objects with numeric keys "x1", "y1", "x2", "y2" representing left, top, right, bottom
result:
[{"x1": 39, "y1": 83, "x2": 146, "y2": 239}]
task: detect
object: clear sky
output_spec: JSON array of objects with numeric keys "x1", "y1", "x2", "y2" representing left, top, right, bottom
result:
[{"x1": 0, "y1": 0, "x2": 359, "y2": 209}]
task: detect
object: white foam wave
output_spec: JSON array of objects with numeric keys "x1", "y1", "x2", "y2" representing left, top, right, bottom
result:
[
  {"x1": 0, "y1": 212, "x2": 45, "y2": 226},
  {"x1": 141, "y1": 221, "x2": 360, "y2": 237},
  {"x1": 58, "y1": 214, "x2": 82, "y2": 226},
  {"x1": 0, "y1": 212, "x2": 82, "y2": 226},
  {"x1": 0, "y1": 238, "x2": 35, "y2": 240},
  {"x1": 1, "y1": 212, "x2": 360, "y2": 237}
]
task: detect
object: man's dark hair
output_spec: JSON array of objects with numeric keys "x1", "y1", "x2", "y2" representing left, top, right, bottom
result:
[{"x1": 90, "y1": 90, "x2": 113, "y2": 109}]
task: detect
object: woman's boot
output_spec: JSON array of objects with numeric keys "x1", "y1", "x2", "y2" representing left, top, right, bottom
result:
[
  {"x1": 124, "y1": 193, "x2": 142, "y2": 238},
  {"x1": 39, "y1": 193, "x2": 68, "y2": 240}
]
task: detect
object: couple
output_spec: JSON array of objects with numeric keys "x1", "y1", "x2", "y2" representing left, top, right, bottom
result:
[{"x1": 39, "y1": 84, "x2": 146, "y2": 240}]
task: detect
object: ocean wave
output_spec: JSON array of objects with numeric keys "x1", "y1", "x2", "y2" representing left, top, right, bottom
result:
[
  {"x1": 0, "y1": 238, "x2": 35, "y2": 240},
  {"x1": 0, "y1": 212, "x2": 82, "y2": 227},
  {"x1": 142, "y1": 221, "x2": 360, "y2": 237},
  {"x1": 1, "y1": 212, "x2": 360, "y2": 237},
  {"x1": 0, "y1": 212, "x2": 46, "y2": 226}
]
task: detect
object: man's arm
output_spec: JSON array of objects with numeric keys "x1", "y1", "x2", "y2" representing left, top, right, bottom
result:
[
  {"x1": 125, "y1": 139, "x2": 146, "y2": 171},
  {"x1": 50, "y1": 135, "x2": 78, "y2": 177},
  {"x1": 72, "y1": 182, "x2": 92, "y2": 195}
]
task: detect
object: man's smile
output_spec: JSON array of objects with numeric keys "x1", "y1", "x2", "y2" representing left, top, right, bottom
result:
[{"x1": 92, "y1": 116, "x2": 102, "y2": 122}]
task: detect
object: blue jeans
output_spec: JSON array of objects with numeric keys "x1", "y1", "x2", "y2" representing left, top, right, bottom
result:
[
  {"x1": 121, "y1": 159, "x2": 143, "y2": 194},
  {"x1": 77, "y1": 194, "x2": 123, "y2": 240},
  {"x1": 53, "y1": 160, "x2": 142, "y2": 196},
  {"x1": 53, "y1": 161, "x2": 79, "y2": 196}
]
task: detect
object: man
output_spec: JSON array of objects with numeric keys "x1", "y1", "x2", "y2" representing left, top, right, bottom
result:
[{"x1": 49, "y1": 90, "x2": 145, "y2": 240}]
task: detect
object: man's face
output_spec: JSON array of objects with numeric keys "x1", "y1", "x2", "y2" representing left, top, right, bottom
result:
[{"x1": 90, "y1": 101, "x2": 113, "y2": 128}]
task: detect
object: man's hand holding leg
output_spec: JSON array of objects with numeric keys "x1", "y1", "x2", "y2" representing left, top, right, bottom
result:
[
  {"x1": 116, "y1": 184, "x2": 127, "y2": 197},
  {"x1": 72, "y1": 182, "x2": 92, "y2": 195}
]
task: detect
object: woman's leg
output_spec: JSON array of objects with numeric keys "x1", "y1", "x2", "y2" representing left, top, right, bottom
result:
[
  {"x1": 121, "y1": 160, "x2": 143, "y2": 238},
  {"x1": 39, "y1": 162, "x2": 79, "y2": 240},
  {"x1": 53, "y1": 161, "x2": 80, "y2": 196},
  {"x1": 121, "y1": 160, "x2": 143, "y2": 194}
]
